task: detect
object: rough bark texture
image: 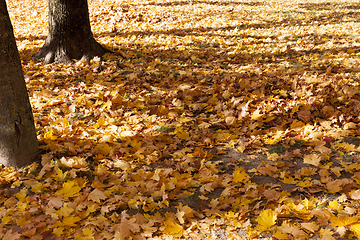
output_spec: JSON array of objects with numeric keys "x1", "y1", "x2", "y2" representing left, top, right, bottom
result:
[
  {"x1": 0, "y1": 0, "x2": 39, "y2": 168},
  {"x1": 35, "y1": 0, "x2": 108, "y2": 64}
]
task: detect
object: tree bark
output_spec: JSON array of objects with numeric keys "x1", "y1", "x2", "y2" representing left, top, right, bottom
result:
[
  {"x1": 35, "y1": 0, "x2": 109, "y2": 64},
  {"x1": 0, "y1": 0, "x2": 39, "y2": 168}
]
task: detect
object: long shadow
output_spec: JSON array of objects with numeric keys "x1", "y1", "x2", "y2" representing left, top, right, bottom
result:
[
  {"x1": 93, "y1": 8, "x2": 360, "y2": 41},
  {"x1": 140, "y1": 0, "x2": 264, "y2": 6},
  {"x1": 16, "y1": 35, "x2": 47, "y2": 42},
  {"x1": 299, "y1": 2, "x2": 360, "y2": 11}
]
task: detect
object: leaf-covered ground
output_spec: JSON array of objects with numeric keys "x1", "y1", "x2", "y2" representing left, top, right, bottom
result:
[{"x1": 2, "y1": 0, "x2": 360, "y2": 239}]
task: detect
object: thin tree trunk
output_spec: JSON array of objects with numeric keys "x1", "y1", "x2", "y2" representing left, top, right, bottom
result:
[
  {"x1": 0, "y1": 0, "x2": 39, "y2": 168},
  {"x1": 35, "y1": 0, "x2": 109, "y2": 64}
]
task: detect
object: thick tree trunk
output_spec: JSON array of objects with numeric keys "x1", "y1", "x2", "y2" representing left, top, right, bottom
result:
[
  {"x1": 35, "y1": 0, "x2": 109, "y2": 64},
  {"x1": 0, "y1": 0, "x2": 39, "y2": 168}
]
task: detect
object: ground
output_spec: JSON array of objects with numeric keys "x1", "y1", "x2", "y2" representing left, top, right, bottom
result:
[{"x1": 2, "y1": 0, "x2": 360, "y2": 239}]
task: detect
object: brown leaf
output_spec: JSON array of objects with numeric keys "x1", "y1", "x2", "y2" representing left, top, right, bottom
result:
[{"x1": 297, "y1": 110, "x2": 311, "y2": 122}]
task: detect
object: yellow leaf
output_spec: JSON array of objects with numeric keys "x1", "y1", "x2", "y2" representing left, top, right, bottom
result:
[
  {"x1": 251, "y1": 109, "x2": 263, "y2": 120},
  {"x1": 31, "y1": 182, "x2": 44, "y2": 193},
  {"x1": 176, "y1": 130, "x2": 189, "y2": 140},
  {"x1": 63, "y1": 118, "x2": 69, "y2": 126},
  {"x1": 273, "y1": 230, "x2": 288, "y2": 239},
  {"x1": 199, "y1": 195, "x2": 208, "y2": 200},
  {"x1": 303, "y1": 154, "x2": 321, "y2": 166},
  {"x1": 83, "y1": 228, "x2": 94, "y2": 236},
  {"x1": 330, "y1": 216, "x2": 358, "y2": 227},
  {"x1": 62, "y1": 216, "x2": 81, "y2": 226},
  {"x1": 15, "y1": 188, "x2": 27, "y2": 201},
  {"x1": 236, "y1": 145, "x2": 245, "y2": 153},
  {"x1": 44, "y1": 129, "x2": 57, "y2": 140},
  {"x1": 319, "y1": 228, "x2": 334, "y2": 237},
  {"x1": 282, "y1": 177, "x2": 298, "y2": 184},
  {"x1": 350, "y1": 223, "x2": 360, "y2": 238},
  {"x1": 328, "y1": 200, "x2": 342, "y2": 211},
  {"x1": 17, "y1": 201, "x2": 27, "y2": 211},
  {"x1": 2, "y1": 215, "x2": 11, "y2": 225},
  {"x1": 163, "y1": 218, "x2": 183, "y2": 237},
  {"x1": 96, "y1": 143, "x2": 112, "y2": 155},
  {"x1": 130, "y1": 139, "x2": 142, "y2": 150},
  {"x1": 57, "y1": 203, "x2": 74, "y2": 218},
  {"x1": 232, "y1": 167, "x2": 249, "y2": 183},
  {"x1": 53, "y1": 168, "x2": 67, "y2": 181},
  {"x1": 94, "y1": 116, "x2": 106, "y2": 128},
  {"x1": 53, "y1": 227, "x2": 64, "y2": 237},
  {"x1": 55, "y1": 180, "x2": 82, "y2": 198},
  {"x1": 257, "y1": 209, "x2": 277, "y2": 231},
  {"x1": 267, "y1": 153, "x2": 280, "y2": 161}
]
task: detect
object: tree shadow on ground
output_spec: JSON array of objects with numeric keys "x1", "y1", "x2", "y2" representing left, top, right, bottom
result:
[
  {"x1": 298, "y1": 2, "x2": 360, "y2": 11},
  {"x1": 140, "y1": 0, "x2": 264, "y2": 7}
]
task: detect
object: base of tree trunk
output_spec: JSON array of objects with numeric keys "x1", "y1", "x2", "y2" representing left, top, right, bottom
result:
[{"x1": 35, "y1": 36, "x2": 110, "y2": 64}]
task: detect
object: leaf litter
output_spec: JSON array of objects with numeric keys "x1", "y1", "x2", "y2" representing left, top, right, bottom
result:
[{"x1": 2, "y1": 0, "x2": 360, "y2": 239}]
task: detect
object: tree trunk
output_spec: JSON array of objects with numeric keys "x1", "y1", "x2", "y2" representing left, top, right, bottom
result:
[
  {"x1": 35, "y1": 0, "x2": 109, "y2": 64},
  {"x1": 0, "y1": 0, "x2": 39, "y2": 168}
]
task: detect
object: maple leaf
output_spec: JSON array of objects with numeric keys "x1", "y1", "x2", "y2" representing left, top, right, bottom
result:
[
  {"x1": 301, "y1": 222, "x2": 319, "y2": 233},
  {"x1": 349, "y1": 224, "x2": 360, "y2": 238},
  {"x1": 114, "y1": 217, "x2": 140, "y2": 239},
  {"x1": 43, "y1": 129, "x2": 57, "y2": 140},
  {"x1": 62, "y1": 216, "x2": 81, "y2": 226},
  {"x1": 200, "y1": 182, "x2": 214, "y2": 194},
  {"x1": 176, "y1": 203, "x2": 193, "y2": 224},
  {"x1": 330, "y1": 216, "x2": 358, "y2": 227},
  {"x1": 4, "y1": 230, "x2": 21, "y2": 240},
  {"x1": 328, "y1": 200, "x2": 342, "y2": 211},
  {"x1": 256, "y1": 209, "x2": 277, "y2": 231},
  {"x1": 2, "y1": 215, "x2": 12, "y2": 225},
  {"x1": 88, "y1": 188, "x2": 107, "y2": 202},
  {"x1": 31, "y1": 182, "x2": 44, "y2": 193},
  {"x1": 303, "y1": 154, "x2": 321, "y2": 167},
  {"x1": 163, "y1": 218, "x2": 183, "y2": 237},
  {"x1": 48, "y1": 196, "x2": 64, "y2": 209},
  {"x1": 326, "y1": 179, "x2": 352, "y2": 194},
  {"x1": 251, "y1": 109, "x2": 263, "y2": 120},
  {"x1": 319, "y1": 228, "x2": 335, "y2": 239},
  {"x1": 52, "y1": 168, "x2": 67, "y2": 181},
  {"x1": 232, "y1": 167, "x2": 250, "y2": 183},
  {"x1": 55, "y1": 180, "x2": 82, "y2": 198}
]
